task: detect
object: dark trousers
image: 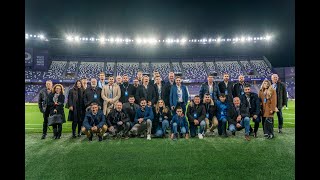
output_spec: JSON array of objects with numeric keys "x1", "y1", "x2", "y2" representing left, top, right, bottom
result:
[
  {"x1": 42, "y1": 110, "x2": 50, "y2": 135},
  {"x1": 52, "y1": 124, "x2": 62, "y2": 137},
  {"x1": 217, "y1": 118, "x2": 227, "y2": 135},
  {"x1": 264, "y1": 117, "x2": 274, "y2": 135},
  {"x1": 172, "y1": 102, "x2": 186, "y2": 115},
  {"x1": 262, "y1": 117, "x2": 274, "y2": 135},
  {"x1": 249, "y1": 115, "x2": 261, "y2": 133},
  {"x1": 72, "y1": 121, "x2": 83, "y2": 135},
  {"x1": 189, "y1": 122, "x2": 198, "y2": 137},
  {"x1": 276, "y1": 109, "x2": 284, "y2": 129}
]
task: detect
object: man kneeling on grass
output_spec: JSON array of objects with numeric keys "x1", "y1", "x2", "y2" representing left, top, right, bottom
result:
[
  {"x1": 106, "y1": 102, "x2": 131, "y2": 139},
  {"x1": 227, "y1": 97, "x2": 251, "y2": 141},
  {"x1": 129, "y1": 98, "x2": 154, "y2": 140},
  {"x1": 171, "y1": 107, "x2": 189, "y2": 140},
  {"x1": 82, "y1": 103, "x2": 108, "y2": 141}
]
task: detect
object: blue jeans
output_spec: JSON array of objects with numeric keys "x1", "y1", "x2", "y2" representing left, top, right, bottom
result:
[
  {"x1": 217, "y1": 118, "x2": 227, "y2": 135},
  {"x1": 155, "y1": 120, "x2": 169, "y2": 137},
  {"x1": 189, "y1": 120, "x2": 206, "y2": 137},
  {"x1": 199, "y1": 120, "x2": 206, "y2": 134},
  {"x1": 230, "y1": 117, "x2": 250, "y2": 135},
  {"x1": 172, "y1": 123, "x2": 187, "y2": 134}
]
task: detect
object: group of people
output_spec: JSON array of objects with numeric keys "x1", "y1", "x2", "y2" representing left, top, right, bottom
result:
[{"x1": 38, "y1": 70, "x2": 287, "y2": 141}]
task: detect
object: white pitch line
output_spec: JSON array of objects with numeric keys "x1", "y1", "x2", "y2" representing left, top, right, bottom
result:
[
  {"x1": 282, "y1": 113, "x2": 295, "y2": 115},
  {"x1": 25, "y1": 128, "x2": 42, "y2": 129}
]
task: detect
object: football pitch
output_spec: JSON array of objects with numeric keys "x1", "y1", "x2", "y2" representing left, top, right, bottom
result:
[{"x1": 25, "y1": 100, "x2": 295, "y2": 180}]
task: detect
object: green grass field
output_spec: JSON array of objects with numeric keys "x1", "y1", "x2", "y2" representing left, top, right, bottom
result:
[{"x1": 25, "y1": 100, "x2": 295, "y2": 180}]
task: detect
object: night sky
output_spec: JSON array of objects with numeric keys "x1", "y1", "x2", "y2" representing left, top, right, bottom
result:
[{"x1": 25, "y1": 0, "x2": 295, "y2": 67}]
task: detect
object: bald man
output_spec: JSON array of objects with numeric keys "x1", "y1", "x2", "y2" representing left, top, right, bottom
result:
[
  {"x1": 233, "y1": 75, "x2": 246, "y2": 98},
  {"x1": 227, "y1": 97, "x2": 251, "y2": 141}
]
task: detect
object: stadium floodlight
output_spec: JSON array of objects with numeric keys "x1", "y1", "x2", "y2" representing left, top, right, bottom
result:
[
  {"x1": 208, "y1": 39, "x2": 212, "y2": 42},
  {"x1": 180, "y1": 38, "x2": 187, "y2": 44},
  {"x1": 259, "y1": 36, "x2": 263, "y2": 40},
  {"x1": 253, "y1": 37, "x2": 256, "y2": 40},
  {"x1": 33, "y1": 35, "x2": 37, "y2": 37},
  {"x1": 66, "y1": 35, "x2": 73, "y2": 41},
  {"x1": 217, "y1": 38, "x2": 221, "y2": 43},
  {"x1": 29, "y1": 34, "x2": 33, "y2": 37},
  {"x1": 266, "y1": 35, "x2": 272, "y2": 41},
  {"x1": 99, "y1": 36, "x2": 105, "y2": 44},
  {"x1": 240, "y1": 37, "x2": 245, "y2": 42},
  {"x1": 74, "y1": 36, "x2": 80, "y2": 42},
  {"x1": 90, "y1": 37, "x2": 95, "y2": 41},
  {"x1": 136, "y1": 38, "x2": 142, "y2": 44},
  {"x1": 110, "y1": 38, "x2": 114, "y2": 43}
]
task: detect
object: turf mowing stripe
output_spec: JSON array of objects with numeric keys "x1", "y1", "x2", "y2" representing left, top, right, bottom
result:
[{"x1": 282, "y1": 113, "x2": 295, "y2": 115}]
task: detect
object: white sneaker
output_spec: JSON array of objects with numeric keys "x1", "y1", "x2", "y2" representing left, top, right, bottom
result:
[
  {"x1": 285, "y1": 107, "x2": 289, "y2": 110},
  {"x1": 147, "y1": 134, "x2": 151, "y2": 140},
  {"x1": 103, "y1": 132, "x2": 108, "y2": 137},
  {"x1": 198, "y1": 133, "x2": 203, "y2": 139}
]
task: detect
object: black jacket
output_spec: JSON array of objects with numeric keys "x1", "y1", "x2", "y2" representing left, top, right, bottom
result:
[
  {"x1": 232, "y1": 82, "x2": 246, "y2": 98},
  {"x1": 201, "y1": 99, "x2": 217, "y2": 120},
  {"x1": 122, "y1": 102, "x2": 140, "y2": 123},
  {"x1": 47, "y1": 93, "x2": 66, "y2": 123},
  {"x1": 187, "y1": 101, "x2": 206, "y2": 123},
  {"x1": 38, "y1": 87, "x2": 51, "y2": 113},
  {"x1": 135, "y1": 84, "x2": 157, "y2": 105},
  {"x1": 240, "y1": 93, "x2": 260, "y2": 116},
  {"x1": 227, "y1": 103, "x2": 250, "y2": 126},
  {"x1": 119, "y1": 82, "x2": 135, "y2": 103},
  {"x1": 153, "y1": 106, "x2": 172, "y2": 129},
  {"x1": 67, "y1": 88, "x2": 85, "y2": 122},
  {"x1": 274, "y1": 81, "x2": 287, "y2": 109},
  {"x1": 83, "y1": 86, "x2": 103, "y2": 108},
  {"x1": 106, "y1": 109, "x2": 130, "y2": 127},
  {"x1": 154, "y1": 83, "x2": 167, "y2": 104},
  {"x1": 163, "y1": 81, "x2": 175, "y2": 108},
  {"x1": 218, "y1": 81, "x2": 234, "y2": 103}
]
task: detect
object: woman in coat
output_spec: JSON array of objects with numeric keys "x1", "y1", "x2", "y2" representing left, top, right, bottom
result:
[
  {"x1": 67, "y1": 80, "x2": 85, "y2": 138},
  {"x1": 258, "y1": 80, "x2": 277, "y2": 139},
  {"x1": 48, "y1": 84, "x2": 66, "y2": 139}
]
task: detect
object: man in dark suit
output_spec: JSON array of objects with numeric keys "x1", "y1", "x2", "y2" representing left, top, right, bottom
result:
[
  {"x1": 135, "y1": 75, "x2": 157, "y2": 106},
  {"x1": 218, "y1": 73, "x2": 233, "y2": 103}
]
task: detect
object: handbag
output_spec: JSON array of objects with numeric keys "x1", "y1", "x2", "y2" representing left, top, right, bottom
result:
[{"x1": 48, "y1": 114, "x2": 63, "y2": 126}]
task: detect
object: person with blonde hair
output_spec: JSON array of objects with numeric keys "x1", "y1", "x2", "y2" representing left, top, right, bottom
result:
[
  {"x1": 153, "y1": 99, "x2": 171, "y2": 138},
  {"x1": 47, "y1": 84, "x2": 66, "y2": 139},
  {"x1": 258, "y1": 80, "x2": 277, "y2": 139}
]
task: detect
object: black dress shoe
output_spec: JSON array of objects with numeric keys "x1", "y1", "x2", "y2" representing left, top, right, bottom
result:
[
  {"x1": 278, "y1": 129, "x2": 282, "y2": 133},
  {"x1": 98, "y1": 135, "x2": 102, "y2": 142},
  {"x1": 232, "y1": 132, "x2": 236, "y2": 136},
  {"x1": 41, "y1": 134, "x2": 46, "y2": 139},
  {"x1": 89, "y1": 133, "x2": 93, "y2": 141},
  {"x1": 72, "y1": 134, "x2": 77, "y2": 138},
  {"x1": 77, "y1": 134, "x2": 81, "y2": 137}
]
